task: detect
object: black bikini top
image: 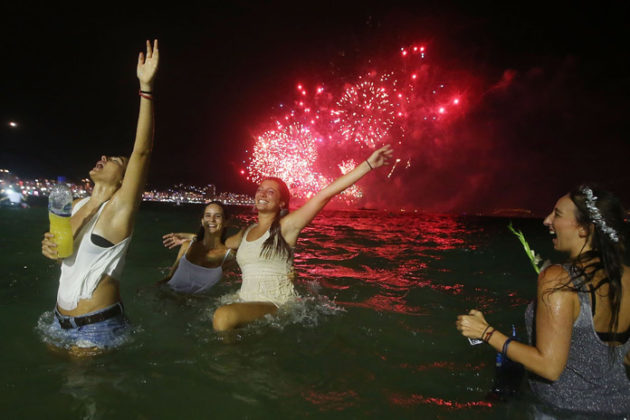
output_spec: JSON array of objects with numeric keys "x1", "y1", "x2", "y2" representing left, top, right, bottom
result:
[
  {"x1": 589, "y1": 285, "x2": 630, "y2": 343},
  {"x1": 91, "y1": 233, "x2": 114, "y2": 248}
]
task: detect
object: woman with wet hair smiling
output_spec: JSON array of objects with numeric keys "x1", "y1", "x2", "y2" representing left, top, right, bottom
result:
[{"x1": 457, "y1": 185, "x2": 630, "y2": 416}]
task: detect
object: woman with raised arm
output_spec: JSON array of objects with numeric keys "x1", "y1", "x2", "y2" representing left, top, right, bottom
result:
[
  {"x1": 160, "y1": 201, "x2": 235, "y2": 294},
  {"x1": 212, "y1": 145, "x2": 393, "y2": 331},
  {"x1": 456, "y1": 185, "x2": 630, "y2": 416},
  {"x1": 40, "y1": 40, "x2": 159, "y2": 354}
]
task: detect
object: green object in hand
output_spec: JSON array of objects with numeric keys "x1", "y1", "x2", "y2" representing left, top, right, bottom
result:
[{"x1": 507, "y1": 222, "x2": 542, "y2": 274}]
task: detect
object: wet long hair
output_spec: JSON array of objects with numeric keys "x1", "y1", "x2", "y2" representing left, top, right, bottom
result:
[
  {"x1": 565, "y1": 185, "x2": 627, "y2": 341},
  {"x1": 196, "y1": 201, "x2": 230, "y2": 244},
  {"x1": 259, "y1": 177, "x2": 292, "y2": 259}
]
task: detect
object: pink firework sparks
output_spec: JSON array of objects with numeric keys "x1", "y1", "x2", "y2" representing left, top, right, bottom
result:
[
  {"x1": 246, "y1": 123, "x2": 331, "y2": 198},
  {"x1": 337, "y1": 159, "x2": 358, "y2": 175},
  {"x1": 244, "y1": 43, "x2": 469, "y2": 203},
  {"x1": 332, "y1": 79, "x2": 396, "y2": 149}
]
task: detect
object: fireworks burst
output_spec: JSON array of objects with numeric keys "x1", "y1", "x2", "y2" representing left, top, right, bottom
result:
[
  {"x1": 337, "y1": 159, "x2": 358, "y2": 175},
  {"x1": 246, "y1": 123, "x2": 331, "y2": 198},
  {"x1": 243, "y1": 43, "x2": 468, "y2": 203},
  {"x1": 333, "y1": 79, "x2": 395, "y2": 149}
]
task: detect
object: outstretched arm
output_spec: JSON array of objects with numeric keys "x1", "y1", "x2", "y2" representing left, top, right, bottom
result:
[
  {"x1": 224, "y1": 229, "x2": 245, "y2": 250},
  {"x1": 160, "y1": 240, "x2": 190, "y2": 283},
  {"x1": 162, "y1": 232, "x2": 196, "y2": 249},
  {"x1": 456, "y1": 265, "x2": 577, "y2": 381},
  {"x1": 108, "y1": 40, "x2": 159, "y2": 237},
  {"x1": 281, "y1": 145, "x2": 393, "y2": 246}
]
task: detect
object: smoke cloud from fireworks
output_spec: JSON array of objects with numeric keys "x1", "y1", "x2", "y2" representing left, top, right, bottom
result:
[
  {"x1": 366, "y1": 56, "x2": 629, "y2": 215},
  {"x1": 242, "y1": 42, "x2": 627, "y2": 214}
]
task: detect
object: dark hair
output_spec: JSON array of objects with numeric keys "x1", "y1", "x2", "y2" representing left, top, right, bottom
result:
[
  {"x1": 566, "y1": 185, "x2": 627, "y2": 342},
  {"x1": 259, "y1": 177, "x2": 292, "y2": 259},
  {"x1": 196, "y1": 201, "x2": 230, "y2": 244}
]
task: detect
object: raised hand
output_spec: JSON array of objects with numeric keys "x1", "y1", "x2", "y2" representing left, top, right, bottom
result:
[
  {"x1": 137, "y1": 39, "x2": 159, "y2": 91},
  {"x1": 366, "y1": 144, "x2": 394, "y2": 169},
  {"x1": 162, "y1": 232, "x2": 193, "y2": 249}
]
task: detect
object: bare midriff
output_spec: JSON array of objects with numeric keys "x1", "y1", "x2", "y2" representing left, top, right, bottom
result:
[{"x1": 56, "y1": 274, "x2": 121, "y2": 316}]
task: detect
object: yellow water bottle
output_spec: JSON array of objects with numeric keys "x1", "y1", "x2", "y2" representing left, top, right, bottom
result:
[{"x1": 48, "y1": 176, "x2": 73, "y2": 258}]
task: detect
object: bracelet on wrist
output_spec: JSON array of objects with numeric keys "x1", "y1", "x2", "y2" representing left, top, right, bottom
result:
[
  {"x1": 484, "y1": 328, "x2": 495, "y2": 342},
  {"x1": 366, "y1": 160, "x2": 374, "y2": 170},
  {"x1": 138, "y1": 89, "x2": 154, "y2": 100},
  {"x1": 502, "y1": 337, "x2": 513, "y2": 355},
  {"x1": 480, "y1": 325, "x2": 490, "y2": 340}
]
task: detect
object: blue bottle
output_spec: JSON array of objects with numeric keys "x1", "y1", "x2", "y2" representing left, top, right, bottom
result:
[{"x1": 487, "y1": 324, "x2": 524, "y2": 400}]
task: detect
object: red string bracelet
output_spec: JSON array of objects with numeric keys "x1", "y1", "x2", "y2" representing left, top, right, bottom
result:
[
  {"x1": 138, "y1": 89, "x2": 153, "y2": 100},
  {"x1": 484, "y1": 328, "x2": 495, "y2": 343},
  {"x1": 480, "y1": 324, "x2": 490, "y2": 340}
]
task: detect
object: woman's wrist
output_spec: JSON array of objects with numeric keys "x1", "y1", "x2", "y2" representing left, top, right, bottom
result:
[
  {"x1": 481, "y1": 324, "x2": 495, "y2": 342},
  {"x1": 479, "y1": 324, "x2": 490, "y2": 341},
  {"x1": 365, "y1": 160, "x2": 374, "y2": 170},
  {"x1": 139, "y1": 82, "x2": 154, "y2": 92},
  {"x1": 139, "y1": 88, "x2": 154, "y2": 100},
  {"x1": 484, "y1": 328, "x2": 495, "y2": 343}
]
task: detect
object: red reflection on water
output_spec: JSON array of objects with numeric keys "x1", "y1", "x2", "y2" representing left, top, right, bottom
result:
[
  {"x1": 296, "y1": 211, "x2": 483, "y2": 314},
  {"x1": 389, "y1": 392, "x2": 493, "y2": 409},
  {"x1": 338, "y1": 294, "x2": 426, "y2": 316},
  {"x1": 302, "y1": 389, "x2": 359, "y2": 411},
  {"x1": 414, "y1": 280, "x2": 465, "y2": 294},
  {"x1": 361, "y1": 266, "x2": 426, "y2": 289},
  {"x1": 304, "y1": 264, "x2": 466, "y2": 295},
  {"x1": 400, "y1": 361, "x2": 487, "y2": 372},
  {"x1": 508, "y1": 293, "x2": 530, "y2": 307},
  {"x1": 465, "y1": 290, "x2": 530, "y2": 314}
]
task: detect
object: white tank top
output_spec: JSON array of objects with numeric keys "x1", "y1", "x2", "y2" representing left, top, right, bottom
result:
[
  {"x1": 236, "y1": 224, "x2": 297, "y2": 306},
  {"x1": 56, "y1": 197, "x2": 131, "y2": 311},
  {"x1": 167, "y1": 241, "x2": 230, "y2": 294}
]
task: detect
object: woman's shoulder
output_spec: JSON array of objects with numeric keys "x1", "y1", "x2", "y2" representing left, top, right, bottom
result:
[
  {"x1": 538, "y1": 264, "x2": 572, "y2": 289},
  {"x1": 537, "y1": 264, "x2": 580, "y2": 313}
]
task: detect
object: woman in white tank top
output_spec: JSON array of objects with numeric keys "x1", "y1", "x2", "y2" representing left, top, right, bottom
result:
[
  {"x1": 212, "y1": 145, "x2": 394, "y2": 331},
  {"x1": 161, "y1": 201, "x2": 235, "y2": 294},
  {"x1": 40, "y1": 40, "x2": 159, "y2": 356}
]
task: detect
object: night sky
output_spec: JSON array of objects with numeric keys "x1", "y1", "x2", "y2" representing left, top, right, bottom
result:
[{"x1": 2, "y1": 2, "x2": 629, "y2": 214}]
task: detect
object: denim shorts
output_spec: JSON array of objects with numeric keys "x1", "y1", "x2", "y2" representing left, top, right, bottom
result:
[{"x1": 50, "y1": 302, "x2": 130, "y2": 349}]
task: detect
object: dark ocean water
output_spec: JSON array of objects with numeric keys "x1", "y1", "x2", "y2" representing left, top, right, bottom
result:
[{"x1": 1, "y1": 203, "x2": 564, "y2": 419}]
